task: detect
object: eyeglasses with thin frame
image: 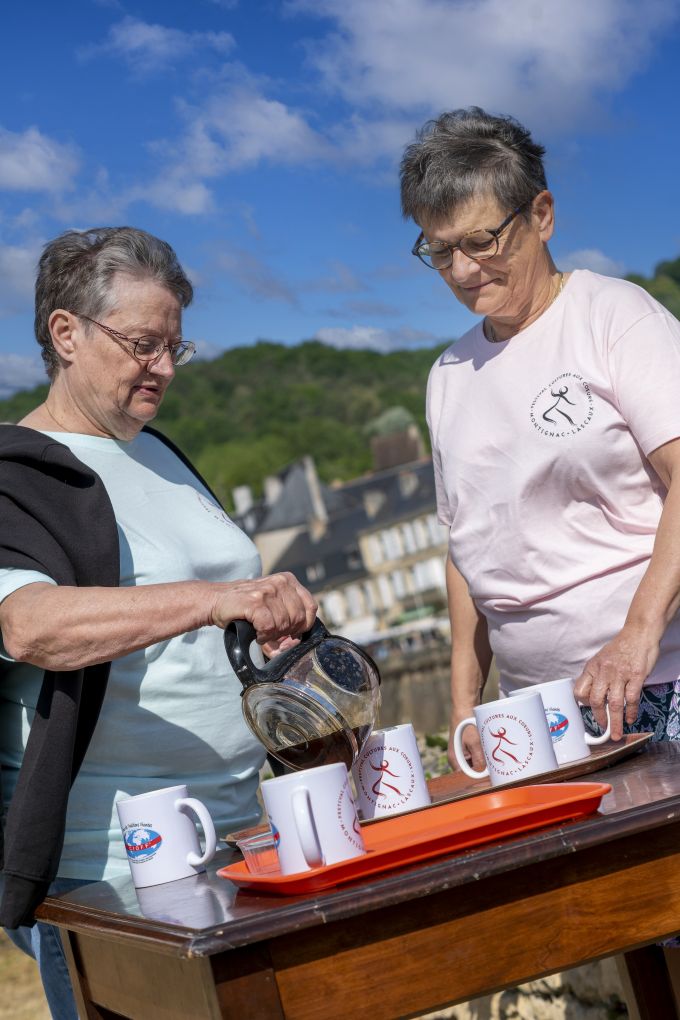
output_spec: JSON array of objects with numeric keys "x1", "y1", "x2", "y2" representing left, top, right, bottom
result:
[
  {"x1": 73, "y1": 313, "x2": 196, "y2": 367},
  {"x1": 411, "y1": 202, "x2": 530, "y2": 270}
]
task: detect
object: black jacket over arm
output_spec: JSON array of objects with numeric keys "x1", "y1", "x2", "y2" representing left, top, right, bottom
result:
[
  {"x1": 0, "y1": 423, "x2": 228, "y2": 928},
  {"x1": 0, "y1": 424, "x2": 119, "y2": 928}
]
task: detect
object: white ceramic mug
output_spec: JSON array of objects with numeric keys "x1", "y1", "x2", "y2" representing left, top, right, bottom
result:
[
  {"x1": 453, "y1": 692, "x2": 558, "y2": 786},
  {"x1": 116, "y1": 784, "x2": 217, "y2": 888},
  {"x1": 352, "y1": 723, "x2": 431, "y2": 819},
  {"x1": 509, "y1": 677, "x2": 611, "y2": 765},
  {"x1": 261, "y1": 762, "x2": 365, "y2": 874}
]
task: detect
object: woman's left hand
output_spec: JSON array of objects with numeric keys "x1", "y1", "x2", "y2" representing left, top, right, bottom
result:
[{"x1": 573, "y1": 624, "x2": 661, "y2": 740}]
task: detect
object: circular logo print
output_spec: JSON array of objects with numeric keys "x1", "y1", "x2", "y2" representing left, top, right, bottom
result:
[
  {"x1": 357, "y1": 745, "x2": 417, "y2": 811},
  {"x1": 530, "y1": 372, "x2": 594, "y2": 437},
  {"x1": 336, "y1": 776, "x2": 364, "y2": 849},
  {"x1": 546, "y1": 710, "x2": 569, "y2": 743},
  {"x1": 123, "y1": 826, "x2": 163, "y2": 862},
  {"x1": 479, "y1": 713, "x2": 535, "y2": 778}
]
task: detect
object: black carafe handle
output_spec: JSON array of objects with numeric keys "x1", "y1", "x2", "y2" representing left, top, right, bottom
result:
[{"x1": 224, "y1": 616, "x2": 329, "y2": 689}]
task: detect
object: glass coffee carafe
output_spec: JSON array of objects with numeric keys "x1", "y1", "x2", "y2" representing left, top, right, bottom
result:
[{"x1": 224, "y1": 618, "x2": 381, "y2": 771}]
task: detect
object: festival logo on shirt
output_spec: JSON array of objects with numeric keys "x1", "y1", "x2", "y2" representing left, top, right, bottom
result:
[
  {"x1": 195, "y1": 490, "x2": 232, "y2": 525},
  {"x1": 529, "y1": 372, "x2": 594, "y2": 438}
]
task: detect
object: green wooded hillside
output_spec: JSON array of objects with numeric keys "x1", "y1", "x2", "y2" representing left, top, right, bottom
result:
[
  {"x1": 1, "y1": 254, "x2": 678, "y2": 508},
  {"x1": 0, "y1": 341, "x2": 446, "y2": 508},
  {"x1": 627, "y1": 256, "x2": 680, "y2": 319},
  {"x1": 159, "y1": 341, "x2": 446, "y2": 505}
]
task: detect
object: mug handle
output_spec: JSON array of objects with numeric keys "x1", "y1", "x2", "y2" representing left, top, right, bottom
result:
[
  {"x1": 291, "y1": 788, "x2": 324, "y2": 868},
  {"x1": 175, "y1": 797, "x2": 217, "y2": 867},
  {"x1": 452, "y1": 718, "x2": 489, "y2": 779},
  {"x1": 584, "y1": 702, "x2": 611, "y2": 745}
]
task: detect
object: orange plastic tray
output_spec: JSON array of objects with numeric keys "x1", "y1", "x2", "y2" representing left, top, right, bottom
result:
[{"x1": 217, "y1": 781, "x2": 611, "y2": 895}]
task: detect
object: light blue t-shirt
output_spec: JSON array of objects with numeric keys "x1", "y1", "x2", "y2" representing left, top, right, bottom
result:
[{"x1": 0, "y1": 431, "x2": 265, "y2": 880}]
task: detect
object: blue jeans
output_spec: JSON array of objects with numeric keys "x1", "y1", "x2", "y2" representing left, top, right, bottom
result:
[{"x1": 3, "y1": 877, "x2": 91, "y2": 1020}]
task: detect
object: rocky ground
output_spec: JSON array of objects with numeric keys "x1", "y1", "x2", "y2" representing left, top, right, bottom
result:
[{"x1": 0, "y1": 930, "x2": 50, "y2": 1020}]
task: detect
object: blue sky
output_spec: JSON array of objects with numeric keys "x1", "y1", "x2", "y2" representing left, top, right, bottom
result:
[{"x1": 2, "y1": 0, "x2": 680, "y2": 396}]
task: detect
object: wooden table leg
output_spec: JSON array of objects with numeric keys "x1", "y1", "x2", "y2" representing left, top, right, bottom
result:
[
  {"x1": 622, "y1": 946, "x2": 679, "y2": 1020},
  {"x1": 60, "y1": 930, "x2": 103, "y2": 1020}
]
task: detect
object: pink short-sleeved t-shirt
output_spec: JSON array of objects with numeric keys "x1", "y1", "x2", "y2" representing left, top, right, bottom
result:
[{"x1": 426, "y1": 269, "x2": 680, "y2": 692}]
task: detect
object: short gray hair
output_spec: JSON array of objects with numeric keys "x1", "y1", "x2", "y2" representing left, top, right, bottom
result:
[
  {"x1": 400, "y1": 107, "x2": 548, "y2": 225},
  {"x1": 35, "y1": 226, "x2": 194, "y2": 378}
]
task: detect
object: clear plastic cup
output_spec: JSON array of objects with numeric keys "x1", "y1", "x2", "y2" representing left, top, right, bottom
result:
[{"x1": 235, "y1": 830, "x2": 280, "y2": 875}]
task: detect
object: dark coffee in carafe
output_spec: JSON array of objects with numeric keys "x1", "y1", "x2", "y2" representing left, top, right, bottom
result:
[{"x1": 274, "y1": 726, "x2": 371, "y2": 770}]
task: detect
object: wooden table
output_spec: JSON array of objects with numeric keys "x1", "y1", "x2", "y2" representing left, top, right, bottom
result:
[{"x1": 38, "y1": 741, "x2": 680, "y2": 1020}]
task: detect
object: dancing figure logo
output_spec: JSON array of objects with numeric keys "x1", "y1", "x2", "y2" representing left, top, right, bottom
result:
[
  {"x1": 357, "y1": 744, "x2": 417, "y2": 810},
  {"x1": 530, "y1": 372, "x2": 594, "y2": 438},
  {"x1": 480, "y1": 713, "x2": 535, "y2": 777}
]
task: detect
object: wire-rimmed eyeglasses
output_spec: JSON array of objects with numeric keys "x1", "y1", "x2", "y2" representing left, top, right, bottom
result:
[
  {"x1": 73, "y1": 313, "x2": 196, "y2": 367},
  {"x1": 411, "y1": 203, "x2": 529, "y2": 270}
]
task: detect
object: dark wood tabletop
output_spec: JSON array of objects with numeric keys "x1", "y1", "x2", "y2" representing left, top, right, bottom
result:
[
  {"x1": 38, "y1": 742, "x2": 680, "y2": 1020},
  {"x1": 39, "y1": 737, "x2": 678, "y2": 961}
]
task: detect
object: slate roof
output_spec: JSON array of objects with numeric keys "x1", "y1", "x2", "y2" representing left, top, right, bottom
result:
[{"x1": 268, "y1": 458, "x2": 438, "y2": 592}]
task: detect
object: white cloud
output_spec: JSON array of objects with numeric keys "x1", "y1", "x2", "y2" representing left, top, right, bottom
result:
[
  {"x1": 291, "y1": 0, "x2": 678, "y2": 133},
  {"x1": 315, "y1": 324, "x2": 440, "y2": 352},
  {"x1": 139, "y1": 84, "x2": 330, "y2": 212},
  {"x1": 18, "y1": 0, "x2": 673, "y2": 227},
  {"x1": 135, "y1": 175, "x2": 215, "y2": 215},
  {"x1": 560, "y1": 249, "x2": 626, "y2": 276},
  {"x1": 140, "y1": 0, "x2": 678, "y2": 202},
  {"x1": 82, "y1": 16, "x2": 235, "y2": 73},
  {"x1": 0, "y1": 242, "x2": 39, "y2": 317},
  {"x1": 0, "y1": 354, "x2": 47, "y2": 399},
  {"x1": 0, "y1": 126, "x2": 79, "y2": 193},
  {"x1": 329, "y1": 114, "x2": 417, "y2": 166},
  {"x1": 175, "y1": 88, "x2": 330, "y2": 173}
]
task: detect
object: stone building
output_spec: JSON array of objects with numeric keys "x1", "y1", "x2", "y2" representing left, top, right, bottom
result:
[{"x1": 232, "y1": 449, "x2": 449, "y2": 643}]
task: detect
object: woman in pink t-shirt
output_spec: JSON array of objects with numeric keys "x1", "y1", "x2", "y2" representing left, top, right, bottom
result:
[{"x1": 401, "y1": 107, "x2": 680, "y2": 773}]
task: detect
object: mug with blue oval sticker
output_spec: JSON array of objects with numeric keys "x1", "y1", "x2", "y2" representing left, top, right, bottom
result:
[
  {"x1": 509, "y1": 677, "x2": 611, "y2": 766},
  {"x1": 116, "y1": 784, "x2": 216, "y2": 888}
]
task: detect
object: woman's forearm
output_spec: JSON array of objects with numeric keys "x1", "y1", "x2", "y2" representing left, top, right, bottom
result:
[
  {"x1": 446, "y1": 556, "x2": 492, "y2": 718},
  {"x1": 1, "y1": 581, "x2": 214, "y2": 669},
  {"x1": 572, "y1": 442, "x2": 680, "y2": 736},
  {"x1": 625, "y1": 443, "x2": 680, "y2": 637},
  {"x1": 0, "y1": 573, "x2": 316, "y2": 671}
]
